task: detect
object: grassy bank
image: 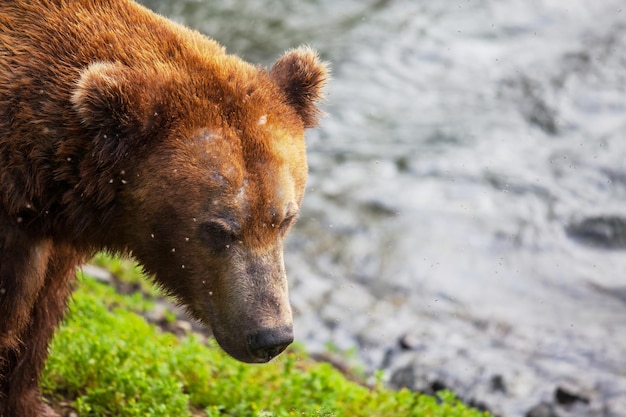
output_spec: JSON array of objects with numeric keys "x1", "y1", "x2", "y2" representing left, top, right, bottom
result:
[{"x1": 41, "y1": 254, "x2": 490, "y2": 417}]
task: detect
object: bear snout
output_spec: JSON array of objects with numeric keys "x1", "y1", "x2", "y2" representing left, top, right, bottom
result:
[{"x1": 246, "y1": 325, "x2": 294, "y2": 362}]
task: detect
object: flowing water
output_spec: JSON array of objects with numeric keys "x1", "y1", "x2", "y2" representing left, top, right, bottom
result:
[{"x1": 139, "y1": 1, "x2": 626, "y2": 415}]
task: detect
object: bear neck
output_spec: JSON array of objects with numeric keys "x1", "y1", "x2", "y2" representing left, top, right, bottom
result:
[{"x1": 0, "y1": 124, "x2": 135, "y2": 251}]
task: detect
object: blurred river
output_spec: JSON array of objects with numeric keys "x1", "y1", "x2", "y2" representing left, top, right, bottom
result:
[{"x1": 139, "y1": 1, "x2": 626, "y2": 415}]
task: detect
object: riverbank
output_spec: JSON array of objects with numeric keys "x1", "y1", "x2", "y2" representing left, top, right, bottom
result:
[
  {"x1": 83, "y1": 251, "x2": 625, "y2": 417},
  {"x1": 44, "y1": 259, "x2": 489, "y2": 417}
]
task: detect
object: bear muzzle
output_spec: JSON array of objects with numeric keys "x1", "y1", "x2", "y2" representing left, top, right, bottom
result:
[
  {"x1": 246, "y1": 325, "x2": 294, "y2": 362},
  {"x1": 211, "y1": 322, "x2": 294, "y2": 364},
  {"x1": 193, "y1": 245, "x2": 294, "y2": 363}
]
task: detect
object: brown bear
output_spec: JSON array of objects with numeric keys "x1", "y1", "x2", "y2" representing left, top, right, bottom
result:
[{"x1": 0, "y1": 0, "x2": 328, "y2": 415}]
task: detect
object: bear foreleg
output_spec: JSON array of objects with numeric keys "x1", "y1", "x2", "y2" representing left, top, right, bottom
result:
[{"x1": 0, "y1": 241, "x2": 78, "y2": 417}]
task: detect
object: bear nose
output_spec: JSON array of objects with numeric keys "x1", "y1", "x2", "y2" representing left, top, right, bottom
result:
[{"x1": 247, "y1": 325, "x2": 294, "y2": 362}]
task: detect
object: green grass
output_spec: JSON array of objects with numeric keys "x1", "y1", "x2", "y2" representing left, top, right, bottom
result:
[{"x1": 42, "y1": 254, "x2": 490, "y2": 417}]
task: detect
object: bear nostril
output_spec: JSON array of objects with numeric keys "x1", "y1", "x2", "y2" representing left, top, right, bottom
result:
[{"x1": 247, "y1": 325, "x2": 294, "y2": 362}]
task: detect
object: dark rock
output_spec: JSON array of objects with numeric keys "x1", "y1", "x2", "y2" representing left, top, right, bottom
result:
[
  {"x1": 399, "y1": 333, "x2": 421, "y2": 350},
  {"x1": 467, "y1": 398, "x2": 491, "y2": 413},
  {"x1": 490, "y1": 374, "x2": 507, "y2": 394},
  {"x1": 430, "y1": 379, "x2": 448, "y2": 393},
  {"x1": 395, "y1": 156, "x2": 410, "y2": 172},
  {"x1": 389, "y1": 365, "x2": 416, "y2": 391},
  {"x1": 555, "y1": 385, "x2": 590, "y2": 406},
  {"x1": 526, "y1": 402, "x2": 557, "y2": 417},
  {"x1": 566, "y1": 216, "x2": 626, "y2": 249},
  {"x1": 389, "y1": 364, "x2": 450, "y2": 396}
]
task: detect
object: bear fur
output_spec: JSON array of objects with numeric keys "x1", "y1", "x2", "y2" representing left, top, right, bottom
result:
[{"x1": 0, "y1": 0, "x2": 328, "y2": 415}]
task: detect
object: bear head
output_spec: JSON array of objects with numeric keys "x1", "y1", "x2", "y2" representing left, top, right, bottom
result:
[{"x1": 71, "y1": 46, "x2": 329, "y2": 363}]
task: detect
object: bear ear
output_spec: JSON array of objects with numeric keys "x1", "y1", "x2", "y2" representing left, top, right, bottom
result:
[
  {"x1": 270, "y1": 46, "x2": 329, "y2": 128},
  {"x1": 72, "y1": 61, "x2": 136, "y2": 135}
]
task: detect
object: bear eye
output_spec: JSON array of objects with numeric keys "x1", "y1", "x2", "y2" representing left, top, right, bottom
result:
[
  {"x1": 200, "y1": 220, "x2": 236, "y2": 250},
  {"x1": 279, "y1": 212, "x2": 298, "y2": 236}
]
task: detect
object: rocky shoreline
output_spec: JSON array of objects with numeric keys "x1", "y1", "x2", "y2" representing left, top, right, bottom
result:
[{"x1": 83, "y1": 231, "x2": 626, "y2": 417}]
